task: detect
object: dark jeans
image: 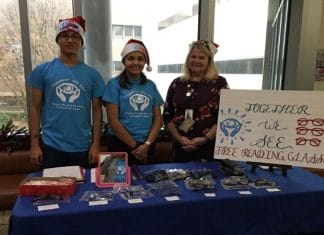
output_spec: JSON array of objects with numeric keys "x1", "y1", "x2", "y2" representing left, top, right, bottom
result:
[
  {"x1": 42, "y1": 144, "x2": 94, "y2": 169},
  {"x1": 107, "y1": 135, "x2": 155, "y2": 165}
]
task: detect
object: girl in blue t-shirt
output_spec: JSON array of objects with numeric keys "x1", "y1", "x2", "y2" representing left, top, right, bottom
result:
[{"x1": 102, "y1": 39, "x2": 164, "y2": 165}]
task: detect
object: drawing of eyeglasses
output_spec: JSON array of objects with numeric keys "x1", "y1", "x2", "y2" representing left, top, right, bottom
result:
[
  {"x1": 297, "y1": 118, "x2": 324, "y2": 126},
  {"x1": 295, "y1": 137, "x2": 321, "y2": 147},
  {"x1": 296, "y1": 127, "x2": 324, "y2": 136}
]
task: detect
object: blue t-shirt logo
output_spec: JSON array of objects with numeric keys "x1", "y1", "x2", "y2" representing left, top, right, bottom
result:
[
  {"x1": 130, "y1": 93, "x2": 149, "y2": 111},
  {"x1": 56, "y1": 82, "x2": 80, "y2": 102}
]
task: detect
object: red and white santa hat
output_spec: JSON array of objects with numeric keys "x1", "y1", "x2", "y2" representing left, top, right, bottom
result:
[
  {"x1": 55, "y1": 16, "x2": 85, "y2": 44},
  {"x1": 121, "y1": 39, "x2": 152, "y2": 72}
]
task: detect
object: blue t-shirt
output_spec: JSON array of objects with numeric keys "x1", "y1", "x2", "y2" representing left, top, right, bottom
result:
[
  {"x1": 102, "y1": 76, "x2": 164, "y2": 142},
  {"x1": 27, "y1": 58, "x2": 105, "y2": 152}
]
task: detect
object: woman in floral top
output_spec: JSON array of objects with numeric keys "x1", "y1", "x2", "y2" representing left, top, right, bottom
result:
[{"x1": 163, "y1": 39, "x2": 229, "y2": 162}]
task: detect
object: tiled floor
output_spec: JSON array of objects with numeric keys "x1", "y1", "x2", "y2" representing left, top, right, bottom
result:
[{"x1": 0, "y1": 210, "x2": 10, "y2": 235}]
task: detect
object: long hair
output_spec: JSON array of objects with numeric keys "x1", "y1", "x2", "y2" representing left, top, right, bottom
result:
[
  {"x1": 182, "y1": 42, "x2": 219, "y2": 82},
  {"x1": 118, "y1": 69, "x2": 147, "y2": 89}
]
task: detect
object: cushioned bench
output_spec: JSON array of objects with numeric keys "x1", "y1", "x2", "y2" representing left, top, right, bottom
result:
[{"x1": 0, "y1": 151, "x2": 40, "y2": 210}]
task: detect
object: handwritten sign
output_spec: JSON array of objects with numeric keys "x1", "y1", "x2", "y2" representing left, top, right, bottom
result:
[{"x1": 214, "y1": 90, "x2": 324, "y2": 169}]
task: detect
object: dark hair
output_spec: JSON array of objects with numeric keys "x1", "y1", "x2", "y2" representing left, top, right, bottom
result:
[{"x1": 118, "y1": 69, "x2": 148, "y2": 89}]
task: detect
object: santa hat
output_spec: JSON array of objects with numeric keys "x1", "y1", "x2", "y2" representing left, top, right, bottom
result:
[
  {"x1": 189, "y1": 39, "x2": 219, "y2": 56},
  {"x1": 55, "y1": 16, "x2": 85, "y2": 44},
  {"x1": 121, "y1": 39, "x2": 152, "y2": 72}
]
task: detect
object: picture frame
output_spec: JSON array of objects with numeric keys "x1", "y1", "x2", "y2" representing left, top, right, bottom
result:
[{"x1": 96, "y1": 152, "x2": 131, "y2": 188}]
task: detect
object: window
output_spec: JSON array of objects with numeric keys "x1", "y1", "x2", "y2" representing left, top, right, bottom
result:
[
  {"x1": 111, "y1": 0, "x2": 199, "y2": 99},
  {"x1": 0, "y1": 0, "x2": 73, "y2": 129},
  {"x1": 124, "y1": 26, "x2": 133, "y2": 38},
  {"x1": 29, "y1": 0, "x2": 73, "y2": 65},
  {"x1": 214, "y1": 0, "x2": 269, "y2": 90},
  {"x1": 113, "y1": 25, "x2": 123, "y2": 38},
  {"x1": 134, "y1": 26, "x2": 142, "y2": 39},
  {"x1": 0, "y1": 0, "x2": 25, "y2": 128},
  {"x1": 112, "y1": 25, "x2": 142, "y2": 40},
  {"x1": 158, "y1": 64, "x2": 183, "y2": 74},
  {"x1": 113, "y1": 61, "x2": 123, "y2": 74}
]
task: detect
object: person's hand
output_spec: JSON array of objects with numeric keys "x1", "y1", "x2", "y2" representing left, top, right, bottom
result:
[
  {"x1": 176, "y1": 136, "x2": 196, "y2": 152},
  {"x1": 30, "y1": 145, "x2": 43, "y2": 165},
  {"x1": 177, "y1": 136, "x2": 191, "y2": 146},
  {"x1": 131, "y1": 144, "x2": 148, "y2": 163},
  {"x1": 182, "y1": 143, "x2": 198, "y2": 152},
  {"x1": 190, "y1": 137, "x2": 208, "y2": 147},
  {"x1": 181, "y1": 137, "x2": 208, "y2": 152},
  {"x1": 89, "y1": 144, "x2": 100, "y2": 164}
]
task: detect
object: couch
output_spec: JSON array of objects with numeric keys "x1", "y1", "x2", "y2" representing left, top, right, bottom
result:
[{"x1": 0, "y1": 151, "x2": 40, "y2": 210}]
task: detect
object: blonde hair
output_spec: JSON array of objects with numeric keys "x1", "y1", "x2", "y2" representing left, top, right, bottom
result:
[{"x1": 181, "y1": 41, "x2": 219, "y2": 82}]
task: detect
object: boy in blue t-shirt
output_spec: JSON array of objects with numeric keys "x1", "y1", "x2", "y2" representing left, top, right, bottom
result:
[{"x1": 28, "y1": 16, "x2": 105, "y2": 169}]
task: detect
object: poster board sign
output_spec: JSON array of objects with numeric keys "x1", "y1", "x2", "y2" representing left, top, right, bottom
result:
[{"x1": 214, "y1": 90, "x2": 324, "y2": 169}]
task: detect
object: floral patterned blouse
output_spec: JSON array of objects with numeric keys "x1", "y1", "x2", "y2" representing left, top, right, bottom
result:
[{"x1": 163, "y1": 76, "x2": 229, "y2": 161}]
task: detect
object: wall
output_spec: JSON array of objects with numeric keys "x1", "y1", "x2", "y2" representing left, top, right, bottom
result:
[
  {"x1": 284, "y1": 0, "x2": 324, "y2": 91},
  {"x1": 313, "y1": 0, "x2": 324, "y2": 90}
]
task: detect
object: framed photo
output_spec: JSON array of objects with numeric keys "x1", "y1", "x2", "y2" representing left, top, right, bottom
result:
[{"x1": 96, "y1": 152, "x2": 131, "y2": 188}]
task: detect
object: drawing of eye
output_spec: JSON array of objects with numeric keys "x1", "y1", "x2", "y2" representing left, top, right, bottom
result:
[{"x1": 58, "y1": 83, "x2": 78, "y2": 94}]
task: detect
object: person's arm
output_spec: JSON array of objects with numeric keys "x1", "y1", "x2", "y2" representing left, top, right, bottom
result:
[
  {"x1": 145, "y1": 106, "x2": 162, "y2": 144},
  {"x1": 190, "y1": 124, "x2": 218, "y2": 148},
  {"x1": 163, "y1": 80, "x2": 191, "y2": 147},
  {"x1": 131, "y1": 106, "x2": 162, "y2": 160},
  {"x1": 188, "y1": 78, "x2": 225, "y2": 148},
  {"x1": 162, "y1": 80, "x2": 178, "y2": 140},
  {"x1": 166, "y1": 121, "x2": 183, "y2": 142},
  {"x1": 204, "y1": 124, "x2": 217, "y2": 141},
  {"x1": 88, "y1": 98, "x2": 103, "y2": 164},
  {"x1": 166, "y1": 121, "x2": 191, "y2": 147},
  {"x1": 29, "y1": 87, "x2": 43, "y2": 165},
  {"x1": 106, "y1": 103, "x2": 137, "y2": 149}
]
